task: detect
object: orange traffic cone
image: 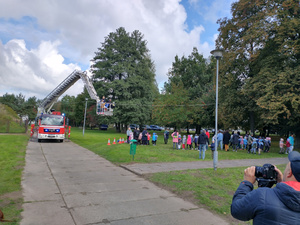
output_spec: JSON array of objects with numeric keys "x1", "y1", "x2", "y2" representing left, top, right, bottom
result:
[
  {"x1": 107, "y1": 138, "x2": 111, "y2": 145},
  {"x1": 113, "y1": 138, "x2": 116, "y2": 144},
  {"x1": 122, "y1": 138, "x2": 124, "y2": 143},
  {"x1": 119, "y1": 137, "x2": 122, "y2": 144}
]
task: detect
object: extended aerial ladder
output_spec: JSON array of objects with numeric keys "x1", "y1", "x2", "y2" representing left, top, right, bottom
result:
[{"x1": 37, "y1": 70, "x2": 113, "y2": 116}]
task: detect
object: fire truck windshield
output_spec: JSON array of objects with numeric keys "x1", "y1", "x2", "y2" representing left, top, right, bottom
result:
[{"x1": 40, "y1": 115, "x2": 64, "y2": 126}]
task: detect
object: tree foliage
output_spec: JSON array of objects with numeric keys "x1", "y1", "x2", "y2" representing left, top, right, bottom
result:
[
  {"x1": 216, "y1": 0, "x2": 300, "y2": 135},
  {"x1": 156, "y1": 48, "x2": 215, "y2": 131},
  {"x1": 91, "y1": 27, "x2": 158, "y2": 130},
  {"x1": 0, "y1": 93, "x2": 37, "y2": 124}
]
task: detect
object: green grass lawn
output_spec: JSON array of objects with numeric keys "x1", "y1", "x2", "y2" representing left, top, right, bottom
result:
[
  {"x1": 0, "y1": 121, "x2": 25, "y2": 133},
  {"x1": 0, "y1": 134, "x2": 28, "y2": 224},
  {"x1": 70, "y1": 128, "x2": 287, "y2": 165},
  {"x1": 147, "y1": 164, "x2": 287, "y2": 225}
]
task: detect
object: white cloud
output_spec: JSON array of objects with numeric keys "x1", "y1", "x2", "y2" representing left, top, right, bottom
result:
[
  {"x1": 0, "y1": 0, "x2": 225, "y2": 97},
  {"x1": 0, "y1": 39, "x2": 83, "y2": 99}
]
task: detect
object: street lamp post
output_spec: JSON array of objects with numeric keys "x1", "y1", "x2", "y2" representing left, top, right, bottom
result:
[
  {"x1": 83, "y1": 98, "x2": 88, "y2": 136},
  {"x1": 210, "y1": 49, "x2": 224, "y2": 171}
]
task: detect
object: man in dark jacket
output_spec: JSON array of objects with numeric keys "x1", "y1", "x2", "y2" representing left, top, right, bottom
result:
[
  {"x1": 198, "y1": 130, "x2": 209, "y2": 160},
  {"x1": 232, "y1": 131, "x2": 239, "y2": 152},
  {"x1": 231, "y1": 151, "x2": 300, "y2": 224},
  {"x1": 223, "y1": 130, "x2": 231, "y2": 151},
  {"x1": 133, "y1": 128, "x2": 140, "y2": 141},
  {"x1": 164, "y1": 129, "x2": 169, "y2": 144}
]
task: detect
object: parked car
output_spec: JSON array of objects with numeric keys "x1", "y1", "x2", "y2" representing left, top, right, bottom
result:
[
  {"x1": 129, "y1": 124, "x2": 139, "y2": 129},
  {"x1": 100, "y1": 124, "x2": 108, "y2": 130},
  {"x1": 150, "y1": 125, "x2": 162, "y2": 131},
  {"x1": 141, "y1": 125, "x2": 151, "y2": 130}
]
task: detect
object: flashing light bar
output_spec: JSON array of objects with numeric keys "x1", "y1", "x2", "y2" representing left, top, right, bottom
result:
[{"x1": 44, "y1": 129, "x2": 60, "y2": 133}]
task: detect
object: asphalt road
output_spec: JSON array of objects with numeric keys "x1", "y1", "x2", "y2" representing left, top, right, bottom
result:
[{"x1": 21, "y1": 140, "x2": 228, "y2": 225}]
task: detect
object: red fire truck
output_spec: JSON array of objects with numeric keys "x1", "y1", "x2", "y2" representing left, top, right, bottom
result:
[
  {"x1": 36, "y1": 111, "x2": 66, "y2": 142},
  {"x1": 34, "y1": 70, "x2": 113, "y2": 142}
]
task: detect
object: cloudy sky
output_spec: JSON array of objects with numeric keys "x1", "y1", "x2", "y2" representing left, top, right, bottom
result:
[{"x1": 0, "y1": 0, "x2": 235, "y2": 100}]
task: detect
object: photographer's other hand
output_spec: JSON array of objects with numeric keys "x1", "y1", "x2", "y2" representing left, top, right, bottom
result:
[
  {"x1": 274, "y1": 165, "x2": 283, "y2": 183},
  {"x1": 244, "y1": 166, "x2": 256, "y2": 184}
]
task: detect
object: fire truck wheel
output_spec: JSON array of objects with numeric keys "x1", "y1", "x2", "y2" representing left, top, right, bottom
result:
[{"x1": 60, "y1": 139, "x2": 64, "y2": 143}]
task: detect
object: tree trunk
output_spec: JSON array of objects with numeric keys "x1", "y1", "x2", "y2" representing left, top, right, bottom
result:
[
  {"x1": 25, "y1": 120, "x2": 28, "y2": 133},
  {"x1": 266, "y1": 125, "x2": 270, "y2": 137},
  {"x1": 115, "y1": 122, "x2": 121, "y2": 133},
  {"x1": 196, "y1": 124, "x2": 201, "y2": 135},
  {"x1": 249, "y1": 111, "x2": 255, "y2": 134}
]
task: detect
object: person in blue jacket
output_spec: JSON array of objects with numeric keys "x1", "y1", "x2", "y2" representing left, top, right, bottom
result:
[
  {"x1": 152, "y1": 132, "x2": 158, "y2": 145},
  {"x1": 231, "y1": 151, "x2": 300, "y2": 224}
]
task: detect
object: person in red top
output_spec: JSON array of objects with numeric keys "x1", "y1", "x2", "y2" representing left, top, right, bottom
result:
[
  {"x1": 285, "y1": 138, "x2": 291, "y2": 154},
  {"x1": 205, "y1": 129, "x2": 210, "y2": 150},
  {"x1": 205, "y1": 129, "x2": 210, "y2": 139}
]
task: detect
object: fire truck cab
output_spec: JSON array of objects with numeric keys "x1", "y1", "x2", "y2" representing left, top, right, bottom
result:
[{"x1": 36, "y1": 112, "x2": 66, "y2": 142}]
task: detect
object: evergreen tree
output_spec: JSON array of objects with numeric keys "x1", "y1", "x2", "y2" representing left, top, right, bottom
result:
[{"x1": 91, "y1": 27, "x2": 157, "y2": 131}]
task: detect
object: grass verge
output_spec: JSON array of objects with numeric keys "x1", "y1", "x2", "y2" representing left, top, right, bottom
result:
[
  {"x1": 147, "y1": 164, "x2": 287, "y2": 225},
  {"x1": 0, "y1": 134, "x2": 28, "y2": 224}
]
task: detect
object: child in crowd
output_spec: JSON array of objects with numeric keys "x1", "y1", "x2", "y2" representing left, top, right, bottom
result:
[
  {"x1": 182, "y1": 135, "x2": 186, "y2": 149},
  {"x1": 279, "y1": 138, "x2": 285, "y2": 154},
  {"x1": 194, "y1": 134, "x2": 199, "y2": 150},
  {"x1": 258, "y1": 137, "x2": 264, "y2": 155},
  {"x1": 129, "y1": 131, "x2": 134, "y2": 142},
  {"x1": 256, "y1": 138, "x2": 260, "y2": 153},
  {"x1": 152, "y1": 132, "x2": 158, "y2": 145},
  {"x1": 210, "y1": 139, "x2": 215, "y2": 159},
  {"x1": 190, "y1": 134, "x2": 194, "y2": 150},
  {"x1": 243, "y1": 136, "x2": 248, "y2": 150},
  {"x1": 251, "y1": 138, "x2": 257, "y2": 154},
  {"x1": 285, "y1": 138, "x2": 291, "y2": 154},
  {"x1": 138, "y1": 132, "x2": 142, "y2": 145},
  {"x1": 147, "y1": 133, "x2": 151, "y2": 145},
  {"x1": 171, "y1": 130, "x2": 179, "y2": 149},
  {"x1": 264, "y1": 137, "x2": 271, "y2": 153},
  {"x1": 247, "y1": 134, "x2": 253, "y2": 153},
  {"x1": 238, "y1": 136, "x2": 243, "y2": 150},
  {"x1": 178, "y1": 134, "x2": 182, "y2": 149},
  {"x1": 187, "y1": 135, "x2": 192, "y2": 150}
]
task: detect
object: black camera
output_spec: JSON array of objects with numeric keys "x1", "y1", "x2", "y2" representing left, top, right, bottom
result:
[{"x1": 255, "y1": 164, "x2": 278, "y2": 188}]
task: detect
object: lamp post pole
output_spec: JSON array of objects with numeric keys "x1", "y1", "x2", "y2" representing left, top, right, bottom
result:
[
  {"x1": 83, "y1": 98, "x2": 88, "y2": 136},
  {"x1": 210, "y1": 49, "x2": 224, "y2": 171}
]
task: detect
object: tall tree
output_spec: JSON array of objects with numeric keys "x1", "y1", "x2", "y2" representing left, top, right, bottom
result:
[
  {"x1": 91, "y1": 27, "x2": 158, "y2": 131},
  {"x1": 161, "y1": 48, "x2": 215, "y2": 132},
  {"x1": 152, "y1": 82, "x2": 190, "y2": 129},
  {"x1": 216, "y1": 0, "x2": 300, "y2": 137}
]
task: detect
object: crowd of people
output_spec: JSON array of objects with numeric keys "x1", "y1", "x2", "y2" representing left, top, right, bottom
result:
[
  {"x1": 215, "y1": 130, "x2": 295, "y2": 155},
  {"x1": 126, "y1": 127, "x2": 158, "y2": 145},
  {"x1": 126, "y1": 127, "x2": 295, "y2": 159}
]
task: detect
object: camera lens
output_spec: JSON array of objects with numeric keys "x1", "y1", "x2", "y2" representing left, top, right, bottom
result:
[{"x1": 255, "y1": 166, "x2": 263, "y2": 177}]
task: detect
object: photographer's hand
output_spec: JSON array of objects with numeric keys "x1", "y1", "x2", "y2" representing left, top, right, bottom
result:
[
  {"x1": 244, "y1": 166, "x2": 256, "y2": 184},
  {"x1": 274, "y1": 165, "x2": 283, "y2": 183}
]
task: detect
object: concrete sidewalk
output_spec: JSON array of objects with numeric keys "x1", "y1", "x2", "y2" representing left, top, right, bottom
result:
[
  {"x1": 121, "y1": 157, "x2": 289, "y2": 175},
  {"x1": 21, "y1": 141, "x2": 228, "y2": 225}
]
